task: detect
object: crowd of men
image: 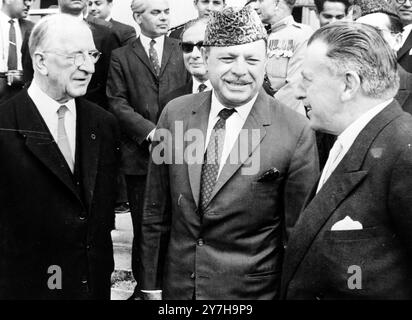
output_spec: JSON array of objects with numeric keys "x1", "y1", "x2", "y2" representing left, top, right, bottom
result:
[{"x1": 1, "y1": 0, "x2": 412, "y2": 300}]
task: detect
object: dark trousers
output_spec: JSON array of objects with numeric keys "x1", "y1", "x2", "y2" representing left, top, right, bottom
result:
[{"x1": 125, "y1": 174, "x2": 146, "y2": 293}]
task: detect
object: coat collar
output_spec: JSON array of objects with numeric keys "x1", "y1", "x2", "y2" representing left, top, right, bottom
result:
[
  {"x1": 186, "y1": 89, "x2": 270, "y2": 208},
  {"x1": 398, "y1": 31, "x2": 412, "y2": 59},
  {"x1": 281, "y1": 100, "x2": 406, "y2": 296},
  {"x1": 15, "y1": 90, "x2": 100, "y2": 212}
]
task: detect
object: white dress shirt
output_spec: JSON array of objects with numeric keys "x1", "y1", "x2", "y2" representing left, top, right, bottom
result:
[
  {"x1": 192, "y1": 78, "x2": 211, "y2": 94},
  {"x1": 139, "y1": 33, "x2": 165, "y2": 66},
  {"x1": 317, "y1": 99, "x2": 393, "y2": 193},
  {"x1": 205, "y1": 91, "x2": 257, "y2": 176},
  {"x1": 0, "y1": 11, "x2": 23, "y2": 72},
  {"x1": 28, "y1": 81, "x2": 77, "y2": 163},
  {"x1": 402, "y1": 24, "x2": 412, "y2": 48}
]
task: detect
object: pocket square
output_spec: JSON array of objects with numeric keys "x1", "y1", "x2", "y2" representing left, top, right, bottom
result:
[
  {"x1": 331, "y1": 216, "x2": 363, "y2": 231},
  {"x1": 257, "y1": 168, "x2": 280, "y2": 182}
]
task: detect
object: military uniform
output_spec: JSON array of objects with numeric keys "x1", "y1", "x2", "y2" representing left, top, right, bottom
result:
[{"x1": 266, "y1": 15, "x2": 313, "y2": 115}]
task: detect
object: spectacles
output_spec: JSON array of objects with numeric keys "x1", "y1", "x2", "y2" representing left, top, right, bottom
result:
[
  {"x1": 395, "y1": 0, "x2": 411, "y2": 4},
  {"x1": 42, "y1": 50, "x2": 102, "y2": 67},
  {"x1": 181, "y1": 41, "x2": 204, "y2": 53}
]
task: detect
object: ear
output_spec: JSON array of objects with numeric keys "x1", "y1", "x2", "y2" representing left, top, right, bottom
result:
[
  {"x1": 341, "y1": 70, "x2": 361, "y2": 102},
  {"x1": 133, "y1": 12, "x2": 142, "y2": 25},
  {"x1": 33, "y1": 52, "x2": 48, "y2": 76}
]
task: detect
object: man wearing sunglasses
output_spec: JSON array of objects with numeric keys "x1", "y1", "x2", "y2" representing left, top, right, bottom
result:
[
  {"x1": 161, "y1": 18, "x2": 210, "y2": 108},
  {"x1": 106, "y1": 0, "x2": 190, "y2": 300},
  {"x1": 0, "y1": 14, "x2": 120, "y2": 300},
  {"x1": 393, "y1": 0, "x2": 412, "y2": 72}
]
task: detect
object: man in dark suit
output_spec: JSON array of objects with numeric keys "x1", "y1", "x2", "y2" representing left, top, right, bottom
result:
[
  {"x1": 0, "y1": 14, "x2": 119, "y2": 300},
  {"x1": 106, "y1": 0, "x2": 190, "y2": 299},
  {"x1": 393, "y1": 0, "x2": 412, "y2": 72},
  {"x1": 0, "y1": 0, "x2": 34, "y2": 103},
  {"x1": 88, "y1": 0, "x2": 137, "y2": 46},
  {"x1": 281, "y1": 22, "x2": 412, "y2": 300},
  {"x1": 139, "y1": 6, "x2": 318, "y2": 300}
]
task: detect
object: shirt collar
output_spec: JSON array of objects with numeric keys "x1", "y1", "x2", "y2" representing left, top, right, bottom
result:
[
  {"x1": 28, "y1": 80, "x2": 76, "y2": 117},
  {"x1": 139, "y1": 33, "x2": 165, "y2": 48},
  {"x1": 210, "y1": 90, "x2": 258, "y2": 122},
  {"x1": 192, "y1": 77, "x2": 211, "y2": 93},
  {"x1": 105, "y1": 15, "x2": 112, "y2": 22},
  {"x1": 0, "y1": 11, "x2": 17, "y2": 23},
  {"x1": 404, "y1": 24, "x2": 412, "y2": 33},
  {"x1": 337, "y1": 99, "x2": 393, "y2": 154}
]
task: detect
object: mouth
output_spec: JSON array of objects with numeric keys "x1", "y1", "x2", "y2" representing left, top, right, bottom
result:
[{"x1": 224, "y1": 80, "x2": 251, "y2": 89}]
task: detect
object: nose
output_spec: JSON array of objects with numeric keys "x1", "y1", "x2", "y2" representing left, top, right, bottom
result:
[
  {"x1": 79, "y1": 55, "x2": 95, "y2": 75},
  {"x1": 90, "y1": 3, "x2": 97, "y2": 11},
  {"x1": 192, "y1": 45, "x2": 202, "y2": 58},
  {"x1": 159, "y1": 11, "x2": 168, "y2": 21},
  {"x1": 295, "y1": 80, "x2": 307, "y2": 101},
  {"x1": 231, "y1": 59, "x2": 247, "y2": 77}
]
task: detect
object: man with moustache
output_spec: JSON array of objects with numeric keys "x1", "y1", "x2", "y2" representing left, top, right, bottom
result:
[
  {"x1": 0, "y1": 0, "x2": 34, "y2": 103},
  {"x1": 106, "y1": 0, "x2": 190, "y2": 299},
  {"x1": 0, "y1": 14, "x2": 119, "y2": 300},
  {"x1": 314, "y1": 0, "x2": 352, "y2": 27},
  {"x1": 139, "y1": 6, "x2": 318, "y2": 300},
  {"x1": 281, "y1": 22, "x2": 412, "y2": 300}
]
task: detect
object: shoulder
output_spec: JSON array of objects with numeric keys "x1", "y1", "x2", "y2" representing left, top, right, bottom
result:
[
  {"x1": 111, "y1": 19, "x2": 135, "y2": 31},
  {"x1": 164, "y1": 92, "x2": 208, "y2": 119},
  {"x1": 77, "y1": 98, "x2": 117, "y2": 124},
  {"x1": 112, "y1": 40, "x2": 136, "y2": 57},
  {"x1": 168, "y1": 25, "x2": 184, "y2": 39}
]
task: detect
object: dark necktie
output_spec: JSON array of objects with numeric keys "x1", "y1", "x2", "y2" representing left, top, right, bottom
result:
[
  {"x1": 8, "y1": 19, "x2": 18, "y2": 70},
  {"x1": 149, "y1": 39, "x2": 161, "y2": 76},
  {"x1": 199, "y1": 108, "x2": 236, "y2": 213},
  {"x1": 198, "y1": 83, "x2": 207, "y2": 93},
  {"x1": 57, "y1": 105, "x2": 74, "y2": 173}
]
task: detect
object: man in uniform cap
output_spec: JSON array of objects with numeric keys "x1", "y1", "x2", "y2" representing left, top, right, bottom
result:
[
  {"x1": 139, "y1": 6, "x2": 318, "y2": 300},
  {"x1": 255, "y1": 0, "x2": 313, "y2": 115}
]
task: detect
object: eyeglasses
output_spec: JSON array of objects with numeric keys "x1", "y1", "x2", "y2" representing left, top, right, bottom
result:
[
  {"x1": 181, "y1": 41, "x2": 204, "y2": 53},
  {"x1": 395, "y1": 0, "x2": 411, "y2": 5},
  {"x1": 41, "y1": 50, "x2": 102, "y2": 67}
]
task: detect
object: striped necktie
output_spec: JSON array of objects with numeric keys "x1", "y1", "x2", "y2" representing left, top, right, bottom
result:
[{"x1": 57, "y1": 105, "x2": 74, "y2": 173}]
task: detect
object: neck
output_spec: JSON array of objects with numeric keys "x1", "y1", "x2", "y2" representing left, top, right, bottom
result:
[
  {"x1": 34, "y1": 77, "x2": 70, "y2": 104},
  {"x1": 60, "y1": 7, "x2": 83, "y2": 17},
  {"x1": 268, "y1": 9, "x2": 290, "y2": 25},
  {"x1": 193, "y1": 75, "x2": 208, "y2": 83}
]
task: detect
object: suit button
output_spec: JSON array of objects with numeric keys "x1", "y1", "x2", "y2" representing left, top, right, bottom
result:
[
  {"x1": 86, "y1": 244, "x2": 91, "y2": 250},
  {"x1": 190, "y1": 273, "x2": 195, "y2": 279},
  {"x1": 197, "y1": 239, "x2": 204, "y2": 246},
  {"x1": 315, "y1": 293, "x2": 324, "y2": 300},
  {"x1": 79, "y1": 216, "x2": 86, "y2": 221}
]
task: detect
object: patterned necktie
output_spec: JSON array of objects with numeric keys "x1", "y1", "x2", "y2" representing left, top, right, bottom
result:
[
  {"x1": 8, "y1": 20, "x2": 17, "y2": 70},
  {"x1": 198, "y1": 83, "x2": 207, "y2": 93},
  {"x1": 199, "y1": 108, "x2": 236, "y2": 213},
  {"x1": 57, "y1": 106, "x2": 74, "y2": 173},
  {"x1": 149, "y1": 39, "x2": 161, "y2": 76}
]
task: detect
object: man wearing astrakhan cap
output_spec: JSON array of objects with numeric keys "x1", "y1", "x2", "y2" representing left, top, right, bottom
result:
[{"x1": 139, "y1": 6, "x2": 318, "y2": 300}]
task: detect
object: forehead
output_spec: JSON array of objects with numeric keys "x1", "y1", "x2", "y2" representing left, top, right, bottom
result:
[
  {"x1": 357, "y1": 13, "x2": 391, "y2": 30},
  {"x1": 145, "y1": 0, "x2": 169, "y2": 11},
  {"x1": 303, "y1": 41, "x2": 331, "y2": 73},
  {"x1": 182, "y1": 23, "x2": 207, "y2": 41},
  {"x1": 322, "y1": 1, "x2": 346, "y2": 13},
  {"x1": 49, "y1": 24, "x2": 95, "y2": 51},
  {"x1": 89, "y1": 0, "x2": 109, "y2": 4},
  {"x1": 209, "y1": 40, "x2": 266, "y2": 56},
  {"x1": 196, "y1": 0, "x2": 224, "y2": 5}
]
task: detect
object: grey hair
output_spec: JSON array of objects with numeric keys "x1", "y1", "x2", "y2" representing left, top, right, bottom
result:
[
  {"x1": 308, "y1": 21, "x2": 399, "y2": 100},
  {"x1": 28, "y1": 13, "x2": 91, "y2": 58}
]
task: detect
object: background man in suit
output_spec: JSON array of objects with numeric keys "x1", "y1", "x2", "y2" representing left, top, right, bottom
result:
[
  {"x1": 314, "y1": 0, "x2": 352, "y2": 27},
  {"x1": 88, "y1": 0, "x2": 137, "y2": 46},
  {"x1": 254, "y1": 0, "x2": 313, "y2": 115},
  {"x1": 139, "y1": 6, "x2": 318, "y2": 300},
  {"x1": 106, "y1": 0, "x2": 190, "y2": 299},
  {"x1": 0, "y1": 0, "x2": 34, "y2": 103},
  {"x1": 393, "y1": 0, "x2": 412, "y2": 72},
  {"x1": 281, "y1": 22, "x2": 412, "y2": 300},
  {"x1": 168, "y1": 0, "x2": 225, "y2": 39},
  {"x1": 0, "y1": 14, "x2": 119, "y2": 300},
  {"x1": 161, "y1": 17, "x2": 210, "y2": 107}
]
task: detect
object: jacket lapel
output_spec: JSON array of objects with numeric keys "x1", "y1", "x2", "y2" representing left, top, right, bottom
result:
[
  {"x1": 76, "y1": 99, "x2": 100, "y2": 212},
  {"x1": 132, "y1": 38, "x2": 157, "y2": 78},
  {"x1": 398, "y1": 32, "x2": 412, "y2": 60},
  {"x1": 187, "y1": 92, "x2": 212, "y2": 207},
  {"x1": 16, "y1": 91, "x2": 81, "y2": 203},
  {"x1": 282, "y1": 101, "x2": 406, "y2": 293},
  {"x1": 159, "y1": 37, "x2": 175, "y2": 77},
  {"x1": 206, "y1": 90, "x2": 269, "y2": 206}
]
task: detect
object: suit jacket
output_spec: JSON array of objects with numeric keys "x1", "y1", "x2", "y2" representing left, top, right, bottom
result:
[
  {"x1": 160, "y1": 78, "x2": 193, "y2": 108},
  {"x1": 139, "y1": 90, "x2": 319, "y2": 300},
  {"x1": 281, "y1": 101, "x2": 412, "y2": 300},
  {"x1": 397, "y1": 65, "x2": 412, "y2": 115},
  {"x1": 22, "y1": 18, "x2": 120, "y2": 109},
  {"x1": 398, "y1": 31, "x2": 412, "y2": 73},
  {"x1": 0, "y1": 90, "x2": 120, "y2": 300},
  {"x1": 107, "y1": 36, "x2": 190, "y2": 176},
  {"x1": 108, "y1": 19, "x2": 136, "y2": 47}
]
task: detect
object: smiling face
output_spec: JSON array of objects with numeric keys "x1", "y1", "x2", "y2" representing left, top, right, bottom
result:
[
  {"x1": 394, "y1": 0, "x2": 412, "y2": 26},
  {"x1": 135, "y1": 0, "x2": 170, "y2": 38},
  {"x1": 182, "y1": 22, "x2": 208, "y2": 81},
  {"x1": 194, "y1": 0, "x2": 225, "y2": 18},
  {"x1": 318, "y1": 1, "x2": 347, "y2": 27},
  {"x1": 41, "y1": 23, "x2": 96, "y2": 103},
  {"x1": 88, "y1": 0, "x2": 112, "y2": 20},
  {"x1": 296, "y1": 40, "x2": 344, "y2": 134},
  {"x1": 202, "y1": 40, "x2": 267, "y2": 108}
]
